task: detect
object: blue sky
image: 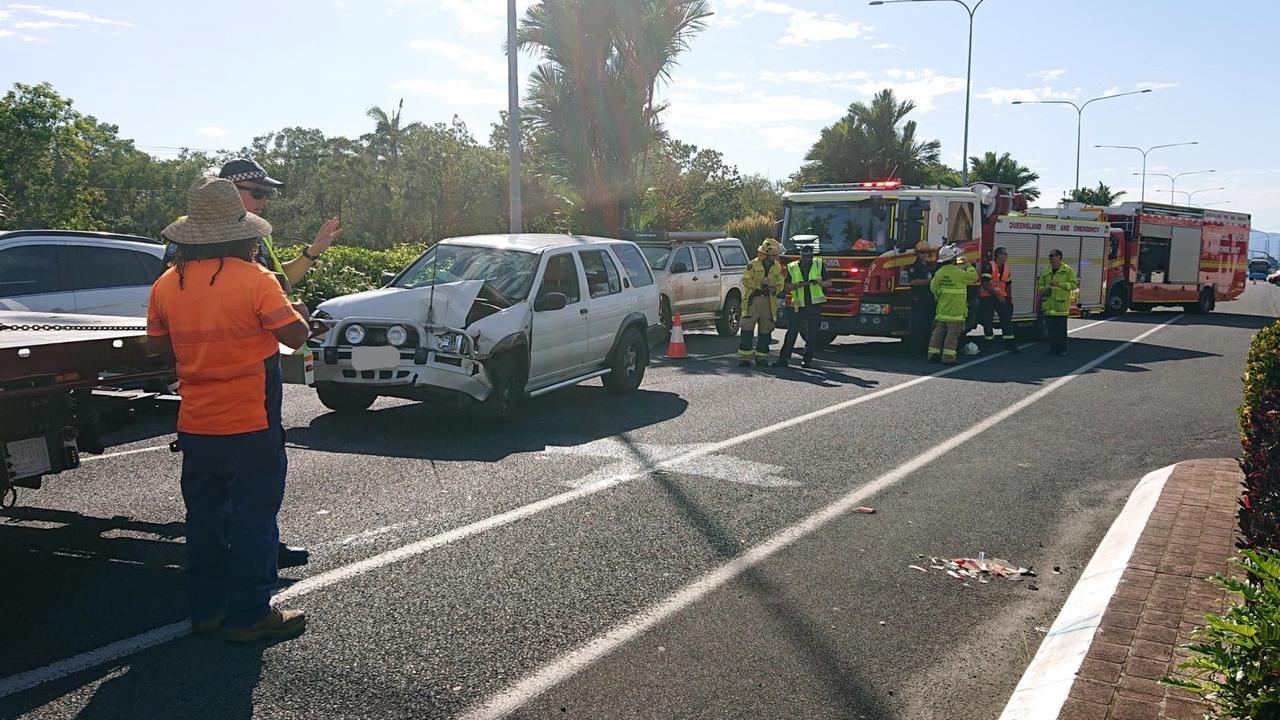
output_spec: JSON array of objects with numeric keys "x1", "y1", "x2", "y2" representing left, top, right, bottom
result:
[{"x1": 2, "y1": 0, "x2": 1277, "y2": 249}]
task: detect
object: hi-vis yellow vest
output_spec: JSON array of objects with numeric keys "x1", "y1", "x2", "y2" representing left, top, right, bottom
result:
[{"x1": 788, "y1": 260, "x2": 826, "y2": 307}]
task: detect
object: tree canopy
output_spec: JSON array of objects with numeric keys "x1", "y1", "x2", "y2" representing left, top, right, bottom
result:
[{"x1": 968, "y1": 151, "x2": 1041, "y2": 201}]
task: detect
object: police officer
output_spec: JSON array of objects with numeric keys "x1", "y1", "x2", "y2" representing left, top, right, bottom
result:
[
  {"x1": 977, "y1": 246, "x2": 1018, "y2": 353},
  {"x1": 774, "y1": 245, "x2": 832, "y2": 369},
  {"x1": 906, "y1": 240, "x2": 934, "y2": 356},
  {"x1": 738, "y1": 238, "x2": 786, "y2": 367},
  {"x1": 1037, "y1": 248, "x2": 1078, "y2": 356}
]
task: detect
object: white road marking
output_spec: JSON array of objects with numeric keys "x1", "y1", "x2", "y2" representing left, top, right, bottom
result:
[
  {"x1": 321, "y1": 521, "x2": 419, "y2": 548},
  {"x1": 0, "y1": 315, "x2": 1129, "y2": 700},
  {"x1": 543, "y1": 438, "x2": 798, "y2": 489},
  {"x1": 457, "y1": 315, "x2": 1180, "y2": 720},
  {"x1": 999, "y1": 464, "x2": 1173, "y2": 720}
]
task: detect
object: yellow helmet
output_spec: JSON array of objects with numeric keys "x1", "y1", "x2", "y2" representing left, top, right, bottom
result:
[{"x1": 759, "y1": 238, "x2": 782, "y2": 256}]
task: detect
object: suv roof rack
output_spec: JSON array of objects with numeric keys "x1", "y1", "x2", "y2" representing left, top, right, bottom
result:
[{"x1": 617, "y1": 229, "x2": 725, "y2": 244}]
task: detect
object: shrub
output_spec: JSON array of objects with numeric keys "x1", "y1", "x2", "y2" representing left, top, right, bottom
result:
[
  {"x1": 1241, "y1": 321, "x2": 1280, "y2": 436},
  {"x1": 1162, "y1": 548, "x2": 1280, "y2": 719},
  {"x1": 277, "y1": 243, "x2": 428, "y2": 308},
  {"x1": 726, "y1": 213, "x2": 778, "y2": 257},
  {"x1": 1240, "y1": 322, "x2": 1280, "y2": 550}
]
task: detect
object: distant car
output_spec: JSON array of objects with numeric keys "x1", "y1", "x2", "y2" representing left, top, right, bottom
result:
[
  {"x1": 310, "y1": 234, "x2": 662, "y2": 421},
  {"x1": 634, "y1": 233, "x2": 748, "y2": 336},
  {"x1": 0, "y1": 230, "x2": 165, "y2": 316},
  {"x1": 1268, "y1": 270, "x2": 1280, "y2": 285}
]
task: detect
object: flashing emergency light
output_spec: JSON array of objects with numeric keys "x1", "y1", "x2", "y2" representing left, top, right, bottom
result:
[{"x1": 859, "y1": 180, "x2": 902, "y2": 189}]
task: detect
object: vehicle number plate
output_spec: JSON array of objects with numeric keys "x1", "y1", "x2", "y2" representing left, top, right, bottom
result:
[
  {"x1": 351, "y1": 346, "x2": 400, "y2": 371},
  {"x1": 6, "y1": 437, "x2": 52, "y2": 479},
  {"x1": 819, "y1": 321, "x2": 830, "y2": 330}
]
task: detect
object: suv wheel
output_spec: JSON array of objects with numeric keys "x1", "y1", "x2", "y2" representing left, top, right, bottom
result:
[
  {"x1": 317, "y1": 385, "x2": 377, "y2": 414},
  {"x1": 716, "y1": 292, "x2": 742, "y2": 337},
  {"x1": 474, "y1": 353, "x2": 524, "y2": 423},
  {"x1": 603, "y1": 328, "x2": 648, "y2": 395}
]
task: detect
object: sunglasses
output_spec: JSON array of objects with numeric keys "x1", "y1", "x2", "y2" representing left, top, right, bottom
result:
[{"x1": 236, "y1": 186, "x2": 273, "y2": 200}]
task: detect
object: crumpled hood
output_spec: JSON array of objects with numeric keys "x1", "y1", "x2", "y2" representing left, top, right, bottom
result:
[{"x1": 317, "y1": 280, "x2": 485, "y2": 329}]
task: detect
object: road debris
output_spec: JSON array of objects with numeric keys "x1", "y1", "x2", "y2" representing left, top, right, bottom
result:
[
  {"x1": 855, "y1": 506, "x2": 876, "y2": 514},
  {"x1": 911, "y1": 553, "x2": 1037, "y2": 584}
]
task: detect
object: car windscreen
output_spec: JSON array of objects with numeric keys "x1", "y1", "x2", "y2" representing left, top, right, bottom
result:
[
  {"x1": 395, "y1": 244, "x2": 539, "y2": 302},
  {"x1": 638, "y1": 245, "x2": 671, "y2": 271}
]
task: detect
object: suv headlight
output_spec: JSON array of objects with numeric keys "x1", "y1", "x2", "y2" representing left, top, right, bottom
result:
[
  {"x1": 435, "y1": 332, "x2": 467, "y2": 355},
  {"x1": 386, "y1": 324, "x2": 410, "y2": 347},
  {"x1": 344, "y1": 324, "x2": 366, "y2": 345}
]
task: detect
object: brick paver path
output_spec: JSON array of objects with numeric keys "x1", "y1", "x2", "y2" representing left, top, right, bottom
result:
[{"x1": 1059, "y1": 459, "x2": 1241, "y2": 719}]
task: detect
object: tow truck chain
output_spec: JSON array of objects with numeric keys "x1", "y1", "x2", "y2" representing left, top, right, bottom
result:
[{"x1": 0, "y1": 324, "x2": 147, "y2": 332}]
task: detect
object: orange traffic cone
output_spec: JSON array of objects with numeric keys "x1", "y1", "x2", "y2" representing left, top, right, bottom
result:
[{"x1": 665, "y1": 313, "x2": 688, "y2": 359}]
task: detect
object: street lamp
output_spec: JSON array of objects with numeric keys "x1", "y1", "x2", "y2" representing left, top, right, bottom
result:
[
  {"x1": 1168, "y1": 187, "x2": 1225, "y2": 205},
  {"x1": 1012, "y1": 89, "x2": 1151, "y2": 191},
  {"x1": 870, "y1": 0, "x2": 984, "y2": 185},
  {"x1": 1095, "y1": 142, "x2": 1198, "y2": 203},
  {"x1": 506, "y1": 0, "x2": 522, "y2": 233},
  {"x1": 1136, "y1": 170, "x2": 1214, "y2": 204},
  {"x1": 1200, "y1": 200, "x2": 1231, "y2": 207}
]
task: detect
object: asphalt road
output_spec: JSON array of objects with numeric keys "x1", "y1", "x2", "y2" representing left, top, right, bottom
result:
[{"x1": 2, "y1": 284, "x2": 1276, "y2": 720}]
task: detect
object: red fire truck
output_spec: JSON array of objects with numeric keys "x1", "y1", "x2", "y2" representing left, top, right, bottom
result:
[
  {"x1": 1098, "y1": 202, "x2": 1250, "y2": 315},
  {"x1": 777, "y1": 181, "x2": 1113, "y2": 345}
]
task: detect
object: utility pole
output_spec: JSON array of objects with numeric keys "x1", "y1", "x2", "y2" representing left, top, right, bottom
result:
[{"x1": 507, "y1": 0, "x2": 522, "y2": 233}]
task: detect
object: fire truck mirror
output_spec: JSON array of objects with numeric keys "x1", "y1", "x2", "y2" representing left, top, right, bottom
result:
[{"x1": 1109, "y1": 236, "x2": 1120, "y2": 260}]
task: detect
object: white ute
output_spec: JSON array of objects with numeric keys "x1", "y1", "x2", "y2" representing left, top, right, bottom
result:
[{"x1": 310, "y1": 234, "x2": 662, "y2": 421}]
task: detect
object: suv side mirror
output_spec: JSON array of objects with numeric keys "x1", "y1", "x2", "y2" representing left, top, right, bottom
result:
[
  {"x1": 671, "y1": 261, "x2": 690, "y2": 273},
  {"x1": 380, "y1": 271, "x2": 398, "y2": 287},
  {"x1": 534, "y1": 291, "x2": 568, "y2": 312}
]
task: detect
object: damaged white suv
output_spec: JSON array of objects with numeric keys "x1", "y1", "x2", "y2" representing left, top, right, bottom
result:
[{"x1": 310, "y1": 234, "x2": 662, "y2": 421}]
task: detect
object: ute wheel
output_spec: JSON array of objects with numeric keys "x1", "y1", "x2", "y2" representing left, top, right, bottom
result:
[
  {"x1": 1184, "y1": 288, "x2": 1214, "y2": 314},
  {"x1": 716, "y1": 291, "x2": 742, "y2": 336},
  {"x1": 474, "y1": 353, "x2": 524, "y2": 423},
  {"x1": 317, "y1": 385, "x2": 376, "y2": 414},
  {"x1": 603, "y1": 328, "x2": 648, "y2": 395},
  {"x1": 659, "y1": 296, "x2": 673, "y2": 333},
  {"x1": 1104, "y1": 285, "x2": 1130, "y2": 316}
]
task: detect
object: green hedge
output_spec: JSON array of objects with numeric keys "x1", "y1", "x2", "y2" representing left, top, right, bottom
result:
[
  {"x1": 726, "y1": 213, "x2": 777, "y2": 257},
  {"x1": 277, "y1": 243, "x2": 428, "y2": 308},
  {"x1": 1241, "y1": 321, "x2": 1280, "y2": 435}
]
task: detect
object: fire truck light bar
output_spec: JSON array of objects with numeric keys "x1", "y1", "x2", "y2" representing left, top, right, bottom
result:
[{"x1": 860, "y1": 180, "x2": 901, "y2": 189}]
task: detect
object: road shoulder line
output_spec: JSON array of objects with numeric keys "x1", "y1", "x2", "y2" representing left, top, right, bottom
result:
[{"x1": 997, "y1": 463, "x2": 1174, "y2": 720}]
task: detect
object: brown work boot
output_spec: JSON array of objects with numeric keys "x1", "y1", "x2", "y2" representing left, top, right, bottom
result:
[{"x1": 225, "y1": 608, "x2": 307, "y2": 643}]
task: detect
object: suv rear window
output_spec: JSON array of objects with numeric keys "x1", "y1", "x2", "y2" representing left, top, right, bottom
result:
[
  {"x1": 0, "y1": 245, "x2": 59, "y2": 297},
  {"x1": 610, "y1": 244, "x2": 654, "y2": 288},
  {"x1": 715, "y1": 243, "x2": 749, "y2": 267},
  {"x1": 61, "y1": 245, "x2": 153, "y2": 290}
]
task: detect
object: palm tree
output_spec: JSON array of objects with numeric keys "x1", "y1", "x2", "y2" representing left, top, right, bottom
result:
[
  {"x1": 365, "y1": 98, "x2": 423, "y2": 165},
  {"x1": 519, "y1": 0, "x2": 712, "y2": 234},
  {"x1": 1067, "y1": 182, "x2": 1126, "y2": 206},
  {"x1": 968, "y1": 151, "x2": 1040, "y2": 201},
  {"x1": 799, "y1": 89, "x2": 941, "y2": 186}
]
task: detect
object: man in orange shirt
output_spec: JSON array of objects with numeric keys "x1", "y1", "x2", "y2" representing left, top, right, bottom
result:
[{"x1": 149, "y1": 176, "x2": 310, "y2": 642}]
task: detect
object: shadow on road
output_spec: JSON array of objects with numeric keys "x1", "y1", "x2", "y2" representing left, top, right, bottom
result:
[{"x1": 288, "y1": 386, "x2": 689, "y2": 462}]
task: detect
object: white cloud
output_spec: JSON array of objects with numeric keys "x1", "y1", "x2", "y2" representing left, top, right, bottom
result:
[
  {"x1": 199, "y1": 127, "x2": 230, "y2": 138},
  {"x1": 666, "y1": 92, "x2": 844, "y2": 129},
  {"x1": 410, "y1": 39, "x2": 508, "y2": 83},
  {"x1": 978, "y1": 85, "x2": 1081, "y2": 105},
  {"x1": 1028, "y1": 69, "x2": 1066, "y2": 82},
  {"x1": 438, "y1": 0, "x2": 535, "y2": 35},
  {"x1": 390, "y1": 79, "x2": 506, "y2": 107},
  {"x1": 670, "y1": 77, "x2": 750, "y2": 96},
  {"x1": 0, "y1": 9, "x2": 10, "y2": 20},
  {"x1": 760, "y1": 69, "x2": 869, "y2": 85},
  {"x1": 710, "y1": 0, "x2": 868, "y2": 47},
  {"x1": 0, "y1": 29, "x2": 11, "y2": 38},
  {"x1": 854, "y1": 69, "x2": 966, "y2": 112},
  {"x1": 1137, "y1": 81, "x2": 1179, "y2": 91},
  {"x1": 13, "y1": 20, "x2": 71, "y2": 29},
  {"x1": 870, "y1": 42, "x2": 901, "y2": 51},
  {"x1": 7, "y1": 4, "x2": 130, "y2": 26},
  {"x1": 759, "y1": 125, "x2": 818, "y2": 154}
]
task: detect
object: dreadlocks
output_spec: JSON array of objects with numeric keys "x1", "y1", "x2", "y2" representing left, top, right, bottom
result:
[{"x1": 172, "y1": 237, "x2": 259, "y2": 289}]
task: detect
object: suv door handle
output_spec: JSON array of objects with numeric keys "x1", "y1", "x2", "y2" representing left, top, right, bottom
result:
[
  {"x1": 692, "y1": 276, "x2": 699, "y2": 281},
  {"x1": 713, "y1": 274, "x2": 720, "y2": 279},
  {"x1": 580, "y1": 308, "x2": 589, "y2": 315}
]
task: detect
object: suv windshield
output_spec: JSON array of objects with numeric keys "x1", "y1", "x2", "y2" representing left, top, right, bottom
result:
[
  {"x1": 395, "y1": 244, "x2": 539, "y2": 302},
  {"x1": 782, "y1": 199, "x2": 927, "y2": 255},
  {"x1": 638, "y1": 245, "x2": 671, "y2": 271}
]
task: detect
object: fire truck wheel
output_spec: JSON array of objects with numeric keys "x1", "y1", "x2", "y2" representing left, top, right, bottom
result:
[
  {"x1": 1184, "y1": 289, "x2": 1214, "y2": 315},
  {"x1": 1104, "y1": 285, "x2": 1130, "y2": 316}
]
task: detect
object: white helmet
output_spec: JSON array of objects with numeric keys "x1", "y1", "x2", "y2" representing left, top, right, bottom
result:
[{"x1": 938, "y1": 245, "x2": 961, "y2": 263}]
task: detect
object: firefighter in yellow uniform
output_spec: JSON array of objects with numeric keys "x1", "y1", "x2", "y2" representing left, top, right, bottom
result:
[
  {"x1": 1037, "y1": 248, "x2": 1078, "y2": 357},
  {"x1": 738, "y1": 238, "x2": 786, "y2": 367},
  {"x1": 928, "y1": 245, "x2": 978, "y2": 364}
]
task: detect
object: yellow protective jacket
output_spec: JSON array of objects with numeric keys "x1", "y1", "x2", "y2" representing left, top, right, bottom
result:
[
  {"x1": 787, "y1": 259, "x2": 827, "y2": 308},
  {"x1": 741, "y1": 256, "x2": 785, "y2": 321},
  {"x1": 1036, "y1": 263, "x2": 1078, "y2": 317},
  {"x1": 930, "y1": 262, "x2": 977, "y2": 322}
]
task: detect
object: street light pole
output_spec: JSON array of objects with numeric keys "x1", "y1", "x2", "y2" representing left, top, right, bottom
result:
[
  {"x1": 1137, "y1": 170, "x2": 1214, "y2": 204},
  {"x1": 870, "y1": 0, "x2": 984, "y2": 185},
  {"x1": 1095, "y1": 142, "x2": 1198, "y2": 204},
  {"x1": 1012, "y1": 89, "x2": 1151, "y2": 192},
  {"x1": 507, "y1": 0, "x2": 522, "y2": 234},
  {"x1": 1168, "y1": 187, "x2": 1225, "y2": 205}
]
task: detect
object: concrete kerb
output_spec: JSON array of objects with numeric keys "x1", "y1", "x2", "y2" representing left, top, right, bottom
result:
[{"x1": 998, "y1": 463, "x2": 1175, "y2": 720}]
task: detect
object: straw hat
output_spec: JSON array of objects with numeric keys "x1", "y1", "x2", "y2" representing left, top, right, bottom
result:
[{"x1": 162, "y1": 176, "x2": 272, "y2": 246}]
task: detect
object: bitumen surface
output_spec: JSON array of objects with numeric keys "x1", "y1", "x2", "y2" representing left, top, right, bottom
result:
[{"x1": 2, "y1": 285, "x2": 1276, "y2": 720}]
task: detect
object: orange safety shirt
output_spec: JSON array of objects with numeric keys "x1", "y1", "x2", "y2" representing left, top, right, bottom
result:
[
  {"x1": 979, "y1": 260, "x2": 1011, "y2": 300},
  {"x1": 147, "y1": 258, "x2": 302, "y2": 435}
]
